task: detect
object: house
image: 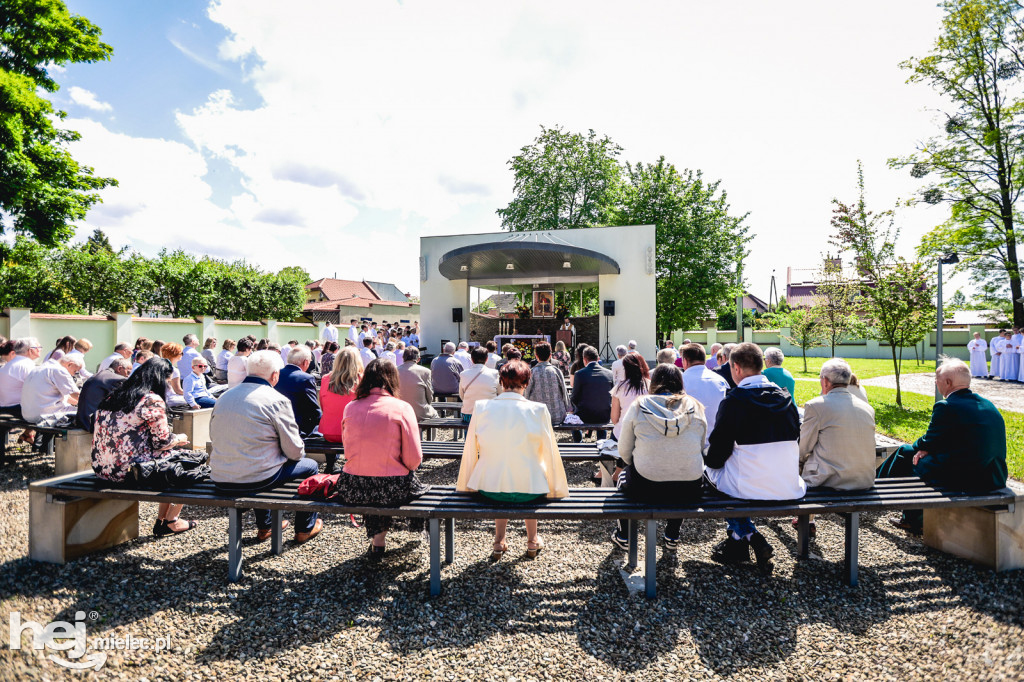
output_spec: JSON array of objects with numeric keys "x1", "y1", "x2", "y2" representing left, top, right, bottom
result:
[
  {"x1": 785, "y1": 258, "x2": 870, "y2": 308},
  {"x1": 302, "y1": 278, "x2": 419, "y2": 325}
]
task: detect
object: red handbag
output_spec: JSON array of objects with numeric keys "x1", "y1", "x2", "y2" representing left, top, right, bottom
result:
[{"x1": 298, "y1": 473, "x2": 340, "y2": 499}]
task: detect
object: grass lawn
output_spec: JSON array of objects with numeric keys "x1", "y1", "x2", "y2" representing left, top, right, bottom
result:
[
  {"x1": 785, "y1": 356, "x2": 936, "y2": 380},
  {"x1": 792, "y1": 382, "x2": 1024, "y2": 482}
]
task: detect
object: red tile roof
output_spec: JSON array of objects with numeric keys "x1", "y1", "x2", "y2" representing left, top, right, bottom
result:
[{"x1": 306, "y1": 278, "x2": 379, "y2": 302}]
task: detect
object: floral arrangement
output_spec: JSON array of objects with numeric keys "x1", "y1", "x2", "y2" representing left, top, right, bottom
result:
[
  {"x1": 515, "y1": 303, "x2": 531, "y2": 319},
  {"x1": 511, "y1": 338, "x2": 535, "y2": 360},
  {"x1": 555, "y1": 303, "x2": 570, "y2": 319}
]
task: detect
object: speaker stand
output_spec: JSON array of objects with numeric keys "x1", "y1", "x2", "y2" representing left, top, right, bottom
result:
[
  {"x1": 457, "y1": 321, "x2": 462, "y2": 344},
  {"x1": 599, "y1": 315, "x2": 614, "y2": 364}
]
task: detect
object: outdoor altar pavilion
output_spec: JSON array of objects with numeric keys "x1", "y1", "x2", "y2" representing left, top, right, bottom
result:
[{"x1": 419, "y1": 225, "x2": 656, "y2": 359}]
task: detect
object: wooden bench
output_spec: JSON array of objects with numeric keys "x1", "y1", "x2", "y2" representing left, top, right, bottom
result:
[
  {"x1": 28, "y1": 471, "x2": 1019, "y2": 598},
  {"x1": 0, "y1": 417, "x2": 91, "y2": 473},
  {"x1": 418, "y1": 417, "x2": 614, "y2": 435},
  {"x1": 301, "y1": 437, "x2": 616, "y2": 462}
]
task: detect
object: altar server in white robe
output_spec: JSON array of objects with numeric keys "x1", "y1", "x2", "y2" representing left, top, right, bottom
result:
[
  {"x1": 1002, "y1": 330, "x2": 1019, "y2": 381},
  {"x1": 990, "y1": 332, "x2": 1004, "y2": 378},
  {"x1": 967, "y1": 333, "x2": 989, "y2": 378}
]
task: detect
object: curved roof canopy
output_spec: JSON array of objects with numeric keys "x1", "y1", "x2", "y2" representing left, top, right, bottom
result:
[{"x1": 438, "y1": 234, "x2": 620, "y2": 285}]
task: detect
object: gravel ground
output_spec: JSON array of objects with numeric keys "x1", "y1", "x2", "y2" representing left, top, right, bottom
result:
[
  {"x1": 861, "y1": 373, "x2": 1024, "y2": 413},
  {"x1": 1, "y1": 433, "x2": 1022, "y2": 681}
]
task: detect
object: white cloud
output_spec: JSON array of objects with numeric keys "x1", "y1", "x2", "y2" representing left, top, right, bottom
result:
[
  {"x1": 71, "y1": 0, "x2": 966, "y2": 300},
  {"x1": 68, "y1": 86, "x2": 112, "y2": 112}
]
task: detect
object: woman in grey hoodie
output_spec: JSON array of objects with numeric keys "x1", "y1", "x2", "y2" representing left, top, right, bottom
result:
[{"x1": 610, "y1": 364, "x2": 707, "y2": 551}]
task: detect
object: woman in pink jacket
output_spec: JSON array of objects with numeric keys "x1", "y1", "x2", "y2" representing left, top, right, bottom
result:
[{"x1": 340, "y1": 358, "x2": 428, "y2": 556}]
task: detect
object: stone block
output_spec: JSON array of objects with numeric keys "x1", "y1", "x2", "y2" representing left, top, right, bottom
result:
[
  {"x1": 923, "y1": 481, "x2": 1024, "y2": 572},
  {"x1": 29, "y1": 485, "x2": 138, "y2": 564},
  {"x1": 174, "y1": 408, "x2": 214, "y2": 450},
  {"x1": 53, "y1": 429, "x2": 93, "y2": 476}
]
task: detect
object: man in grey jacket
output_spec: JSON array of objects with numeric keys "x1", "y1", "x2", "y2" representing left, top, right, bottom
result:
[
  {"x1": 210, "y1": 350, "x2": 322, "y2": 544},
  {"x1": 397, "y1": 346, "x2": 438, "y2": 421}
]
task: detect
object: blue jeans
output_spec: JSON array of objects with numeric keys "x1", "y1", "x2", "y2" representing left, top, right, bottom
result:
[
  {"x1": 216, "y1": 458, "x2": 319, "y2": 533},
  {"x1": 727, "y1": 517, "x2": 757, "y2": 539},
  {"x1": 193, "y1": 396, "x2": 217, "y2": 409}
]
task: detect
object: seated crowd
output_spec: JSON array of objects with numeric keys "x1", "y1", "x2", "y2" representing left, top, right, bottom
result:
[{"x1": 0, "y1": 324, "x2": 1009, "y2": 568}]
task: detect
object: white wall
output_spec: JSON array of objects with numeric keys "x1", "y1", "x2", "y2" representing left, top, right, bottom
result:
[{"x1": 420, "y1": 225, "x2": 657, "y2": 357}]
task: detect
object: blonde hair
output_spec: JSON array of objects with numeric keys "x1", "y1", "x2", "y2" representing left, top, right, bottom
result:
[
  {"x1": 74, "y1": 338, "x2": 93, "y2": 353},
  {"x1": 555, "y1": 340, "x2": 566, "y2": 353},
  {"x1": 328, "y1": 346, "x2": 363, "y2": 396},
  {"x1": 160, "y1": 342, "x2": 184, "y2": 361}
]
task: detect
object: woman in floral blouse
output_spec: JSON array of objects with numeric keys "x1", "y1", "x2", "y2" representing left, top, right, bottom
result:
[{"x1": 92, "y1": 358, "x2": 198, "y2": 537}]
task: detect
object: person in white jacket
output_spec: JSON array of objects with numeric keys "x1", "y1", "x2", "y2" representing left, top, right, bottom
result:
[
  {"x1": 967, "y1": 332, "x2": 988, "y2": 378},
  {"x1": 458, "y1": 347, "x2": 500, "y2": 423},
  {"x1": 457, "y1": 359, "x2": 568, "y2": 561}
]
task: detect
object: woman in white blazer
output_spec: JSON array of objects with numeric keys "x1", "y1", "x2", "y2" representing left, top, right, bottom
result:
[{"x1": 457, "y1": 359, "x2": 569, "y2": 560}]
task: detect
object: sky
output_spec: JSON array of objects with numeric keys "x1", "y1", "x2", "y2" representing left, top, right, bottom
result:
[{"x1": 53, "y1": 0, "x2": 963, "y2": 303}]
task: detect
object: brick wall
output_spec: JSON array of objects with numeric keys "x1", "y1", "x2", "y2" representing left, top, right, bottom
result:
[{"x1": 469, "y1": 313, "x2": 600, "y2": 348}]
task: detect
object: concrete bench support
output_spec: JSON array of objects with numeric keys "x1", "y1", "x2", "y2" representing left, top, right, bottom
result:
[
  {"x1": 53, "y1": 429, "x2": 92, "y2": 475},
  {"x1": 29, "y1": 487, "x2": 138, "y2": 564},
  {"x1": 174, "y1": 408, "x2": 214, "y2": 451},
  {"x1": 923, "y1": 481, "x2": 1023, "y2": 572}
]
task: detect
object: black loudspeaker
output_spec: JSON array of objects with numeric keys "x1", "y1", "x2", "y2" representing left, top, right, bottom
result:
[
  {"x1": 604, "y1": 300, "x2": 615, "y2": 316},
  {"x1": 452, "y1": 307, "x2": 464, "y2": 323}
]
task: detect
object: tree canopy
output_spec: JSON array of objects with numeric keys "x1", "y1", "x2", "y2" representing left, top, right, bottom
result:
[
  {"x1": 0, "y1": 0, "x2": 117, "y2": 246},
  {"x1": 894, "y1": 0, "x2": 1024, "y2": 325},
  {"x1": 497, "y1": 126, "x2": 751, "y2": 332}
]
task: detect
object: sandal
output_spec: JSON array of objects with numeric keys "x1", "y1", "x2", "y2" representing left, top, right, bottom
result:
[
  {"x1": 525, "y1": 539, "x2": 544, "y2": 559},
  {"x1": 153, "y1": 518, "x2": 197, "y2": 537},
  {"x1": 490, "y1": 541, "x2": 508, "y2": 562},
  {"x1": 367, "y1": 543, "x2": 386, "y2": 559},
  {"x1": 790, "y1": 517, "x2": 817, "y2": 537}
]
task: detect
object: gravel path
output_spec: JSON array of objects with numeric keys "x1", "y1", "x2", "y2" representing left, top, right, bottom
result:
[
  {"x1": 860, "y1": 373, "x2": 1024, "y2": 413},
  {"x1": 1, "y1": 435, "x2": 1022, "y2": 681}
]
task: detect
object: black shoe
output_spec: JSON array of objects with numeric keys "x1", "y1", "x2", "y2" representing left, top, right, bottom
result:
[
  {"x1": 711, "y1": 535, "x2": 751, "y2": 564},
  {"x1": 748, "y1": 532, "x2": 774, "y2": 572},
  {"x1": 572, "y1": 430, "x2": 583, "y2": 443},
  {"x1": 888, "y1": 515, "x2": 922, "y2": 536},
  {"x1": 610, "y1": 531, "x2": 630, "y2": 551},
  {"x1": 662, "y1": 534, "x2": 679, "y2": 551}
]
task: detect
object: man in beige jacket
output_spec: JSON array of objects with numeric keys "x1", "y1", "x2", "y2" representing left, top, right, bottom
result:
[{"x1": 799, "y1": 358, "x2": 877, "y2": 491}]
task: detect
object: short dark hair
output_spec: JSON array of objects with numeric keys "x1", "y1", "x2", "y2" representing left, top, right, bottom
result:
[
  {"x1": 649, "y1": 364, "x2": 684, "y2": 398},
  {"x1": 471, "y1": 346, "x2": 488, "y2": 364},
  {"x1": 355, "y1": 358, "x2": 400, "y2": 400},
  {"x1": 485, "y1": 341, "x2": 496, "y2": 353},
  {"x1": 534, "y1": 342, "x2": 551, "y2": 362},
  {"x1": 582, "y1": 345, "x2": 599, "y2": 362},
  {"x1": 499, "y1": 359, "x2": 531, "y2": 390},
  {"x1": 237, "y1": 338, "x2": 254, "y2": 353},
  {"x1": 363, "y1": 337, "x2": 373, "y2": 347},
  {"x1": 680, "y1": 343, "x2": 706, "y2": 365},
  {"x1": 729, "y1": 342, "x2": 764, "y2": 373},
  {"x1": 507, "y1": 349, "x2": 522, "y2": 360}
]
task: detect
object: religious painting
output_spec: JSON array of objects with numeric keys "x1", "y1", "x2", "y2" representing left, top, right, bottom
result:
[{"x1": 532, "y1": 290, "x2": 555, "y2": 318}]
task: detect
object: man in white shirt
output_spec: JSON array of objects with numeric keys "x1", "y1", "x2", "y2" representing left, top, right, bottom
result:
[
  {"x1": 227, "y1": 338, "x2": 254, "y2": 388},
  {"x1": 458, "y1": 347, "x2": 500, "y2": 421},
  {"x1": 357, "y1": 324, "x2": 371, "y2": 346},
  {"x1": 281, "y1": 340, "x2": 298, "y2": 364},
  {"x1": 990, "y1": 332, "x2": 1004, "y2": 379},
  {"x1": 97, "y1": 343, "x2": 132, "y2": 373},
  {"x1": 679, "y1": 343, "x2": 729, "y2": 446},
  {"x1": 454, "y1": 342, "x2": 473, "y2": 370},
  {"x1": 322, "y1": 320, "x2": 339, "y2": 344},
  {"x1": 0, "y1": 338, "x2": 43, "y2": 417},
  {"x1": 359, "y1": 337, "x2": 377, "y2": 367},
  {"x1": 21, "y1": 355, "x2": 83, "y2": 422},
  {"x1": 611, "y1": 345, "x2": 628, "y2": 385},
  {"x1": 347, "y1": 319, "x2": 359, "y2": 346}
]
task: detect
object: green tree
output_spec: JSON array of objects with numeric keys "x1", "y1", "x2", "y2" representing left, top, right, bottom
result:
[
  {"x1": 781, "y1": 308, "x2": 824, "y2": 373},
  {"x1": 56, "y1": 242, "x2": 128, "y2": 314},
  {"x1": 144, "y1": 250, "x2": 216, "y2": 318},
  {"x1": 615, "y1": 158, "x2": 750, "y2": 333},
  {"x1": 831, "y1": 166, "x2": 936, "y2": 407},
  {"x1": 496, "y1": 125, "x2": 622, "y2": 232},
  {"x1": 0, "y1": 236, "x2": 75, "y2": 312},
  {"x1": 85, "y1": 228, "x2": 113, "y2": 254},
  {"x1": 812, "y1": 258, "x2": 866, "y2": 357},
  {"x1": 893, "y1": 0, "x2": 1024, "y2": 325},
  {"x1": 947, "y1": 288, "x2": 969, "y2": 310},
  {"x1": 277, "y1": 265, "x2": 311, "y2": 284},
  {"x1": 0, "y1": 0, "x2": 117, "y2": 246}
]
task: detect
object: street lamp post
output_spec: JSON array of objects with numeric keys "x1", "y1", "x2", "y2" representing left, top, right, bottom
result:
[{"x1": 935, "y1": 252, "x2": 959, "y2": 400}]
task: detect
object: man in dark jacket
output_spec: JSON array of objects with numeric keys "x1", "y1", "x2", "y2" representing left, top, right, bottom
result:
[
  {"x1": 713, "y1": 343, "x2": 737, "y2": 389},
  {"x1": 704, "y1": 342, "x2": 805, "y2": 571},
  {"x1": 877, "y1": 358, "x2": 1007, "y2": 534},
  {"x1": 274, "y1": 346, "x2": 321, "y2": 438},
  {"x1": 571, "y1": 346, "x2": 614, "y2": 441},
  {"x1": 76, "y1": 358, "x2": 132, "y2": 431}
]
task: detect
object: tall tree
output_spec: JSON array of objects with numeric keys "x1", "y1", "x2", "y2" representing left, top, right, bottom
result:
[
  {"x1": 832, "y1": 165, "x2": 935, "y2": 407},
  {"x1": 811, "y1": 257, "x2": 865, "y2": 357},
  {"x1": 615, "y1": 158, "x2": 750, "y2": 333},
  {"x1": 496, "y1": 125, "x2": 622, "y2": 231},
  {"x1": 893, "y1": 0, "x2": 1024, "y2": 325},
  {"x1": 781, "y1": 308, "x2": 824, "y2": 373},
  {"x1": 0, "y1": 0, "x2": 117, "y2": 246},
  {"x1": 0, "y1": 235, "x2": 74, "y2": 312}
]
